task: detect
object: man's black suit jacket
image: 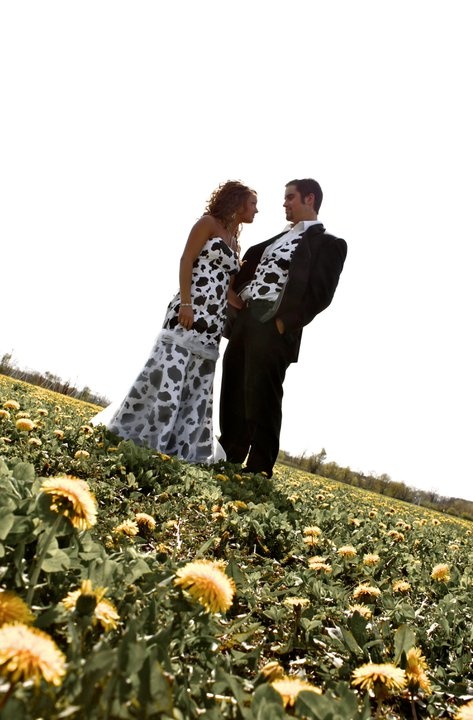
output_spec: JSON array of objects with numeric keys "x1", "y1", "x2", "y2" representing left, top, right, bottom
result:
[{"x1": 231, "y1": 223, "x2": 347, "y2": 362}]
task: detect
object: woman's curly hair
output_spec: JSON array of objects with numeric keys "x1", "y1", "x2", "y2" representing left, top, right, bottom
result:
[{"x1": 205, "y1": 180, "x2": 256, "y2": 230}]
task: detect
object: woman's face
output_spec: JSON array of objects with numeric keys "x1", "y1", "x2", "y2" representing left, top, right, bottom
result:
[{"x1": 238, "y1": 193, "x2": 258, "y2": 224}]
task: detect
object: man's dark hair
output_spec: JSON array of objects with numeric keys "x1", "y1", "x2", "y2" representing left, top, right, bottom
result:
[{"x1": 286, "y1": 178, "x2": 323, "y2": 213}]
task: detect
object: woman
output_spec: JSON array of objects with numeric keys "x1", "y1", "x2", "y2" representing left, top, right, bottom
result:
[{"x1": 92, "y1": 180, "x2": 258, "y2": 462}]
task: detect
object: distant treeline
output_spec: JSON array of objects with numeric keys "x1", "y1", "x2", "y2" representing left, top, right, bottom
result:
[
  {"x1": 0, "y1": 353, "x2": 109, "y2": 408},
  {"x1": 278, "y1": 448, "x2": 473, "y2": 523}
]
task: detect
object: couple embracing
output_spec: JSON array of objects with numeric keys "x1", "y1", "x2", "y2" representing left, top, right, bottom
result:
[{"x1": 92, "y1": 178, "x2": 347, "y2": 480}]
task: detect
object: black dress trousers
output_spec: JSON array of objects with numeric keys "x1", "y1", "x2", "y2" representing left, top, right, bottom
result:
[{"x1": 219, "y1": 304, "x2": 295, "y2": 477}]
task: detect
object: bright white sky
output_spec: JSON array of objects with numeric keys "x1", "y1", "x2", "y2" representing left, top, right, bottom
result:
[{"x1": 2, "y1": 2, "x2": 472, "y2": 501}]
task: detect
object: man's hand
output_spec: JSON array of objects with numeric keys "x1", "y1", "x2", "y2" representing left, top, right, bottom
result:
[{"x1": 275, "y1": 318, "x2": 285, "y2": 334}]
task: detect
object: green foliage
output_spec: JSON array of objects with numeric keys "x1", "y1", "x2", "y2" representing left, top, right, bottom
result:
[{"x1": 0, "y1": 374, "x2": 472, "y2": 718}]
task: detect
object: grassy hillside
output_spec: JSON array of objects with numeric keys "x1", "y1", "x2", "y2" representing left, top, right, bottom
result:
[{"x1": 0, "y1": 374, "x2": 472, "y2": 719}]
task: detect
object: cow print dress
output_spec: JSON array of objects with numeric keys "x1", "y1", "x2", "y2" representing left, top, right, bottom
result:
[{"x1": 101, "y1": 237, "x2": 239, "y2": 462}]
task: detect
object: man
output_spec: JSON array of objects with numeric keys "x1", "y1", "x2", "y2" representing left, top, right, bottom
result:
[{"x1": 219, "y1": 178, "x2": 347, "y2": 477}]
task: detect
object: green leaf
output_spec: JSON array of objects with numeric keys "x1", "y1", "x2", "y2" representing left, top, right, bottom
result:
[
  {"x1": 251, "y1": 685, "x2": 285, "y2": 719},
  {"x1": 85, "y1": 648, "x2": 117, "y2": 674},
  {"x1": 12, "y1": 462, "x2": 35, "y2": 484},
  {"x1": 394, "y1": 624, "x2": 416, "y2": 664},
  {"x1": 42, "y1": 549, "x2": 71, "y2": 572},
  {"x1": 0, "y1": 512, "x2": 15, "y2": 540}
]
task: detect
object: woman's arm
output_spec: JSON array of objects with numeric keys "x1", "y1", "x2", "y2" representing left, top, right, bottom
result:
[{"x1": 178, "y1": 215, "x2": 215, "y2": 329}]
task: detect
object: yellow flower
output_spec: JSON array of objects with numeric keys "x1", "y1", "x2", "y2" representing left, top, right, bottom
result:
[
  {"x1": 283, "y1": 596, "x2": 310, "y2": 609},
  {"x1": 337, "y1": 545, "x2": 357, "y2": 558},
  {"x1": 387, "y1": 530, "x2": 405, "y2": 542},
  {"x1": 352, "y1": 584, "x2": 381, "y2": 601},
  {"x1": 349, "y1": 604, "x2": 372, "y2": 619},
  {"x1": 54, "y1": 429, "x2": 65, "y2": 439},
  {"x1": 308, "y1": 556, "x2": 332, "y2": 574},
  {"x1": 0, "y1": 623, "x2": 66, "y2": 686},
  {"x1": 303, "y1": 526, "x2": 322, "y2": 546},
  {"x1": 270, "y1": 676, "x2": 322, "y2": 708},
  {"x1": 431, "y1": 563, "x2": 450, "y2": 582},
  {"x1": 135, "y1": 512, "x2": 156, "y2": 531},
  {"x1": 40, "y1": 476, "x2": 97, "y2": 530},
  {"x1": 303, "y1": 525, "x2": 322, "y2": 536},
  {"x1": 363, "y1": 553, "x2": 380, "y2": 566},
  {"x1": 174, "y1": 559, "x2": 236, "y2": 613},
  {"x1": 113, "y1": 520, "x2": 139, "y2": 537},
  {"x1": 392, "y1": 580, "x2": 411, "y2": 593},
  {"x1": 0, "y1": 409, "x2": 10, "y2": 420},
  {"x1": 62, "y1": 580, "x2": 119, "y2": 632},
  {"x1": 214, "y1": 473, "x2": 228, "y2": 481},
  {"x1": 352, "y1": 662, "x2": 406, "y2": 694},
  {"x1": 15, "y1": 418, "x2": 35, "y2": 432},
  {"x1": 455, "y1": 700, "x2": 473, "y2": 720},
  {"x1": 259, "y1": 660, "x2": 284, "y2": 681},
  {"x1": 79, "y1": 424, "x2": 94, "y2": 435},
  {"x1": 0, "y1": 591, "x2": 34, "y2": 627},
  {"x1": 37, "y1": 408, "x2": 49, "y2": 416},
  {"x1": 405, "y1": 647, "x2": 431, "y2": 694},
  {"x1": 3, "y1": 400, "x2": 20, "y2": 411},
  {"x1": 74, "y1": 450, "x2": 90, "y2": 460},
  {"x1": 28, "y1": 437, "x2": 42, "y2": 447}
]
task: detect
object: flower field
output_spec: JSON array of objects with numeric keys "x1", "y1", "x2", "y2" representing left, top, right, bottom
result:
[{"x1": 1, "y1": 373, "x2": 472, "y2": 719}]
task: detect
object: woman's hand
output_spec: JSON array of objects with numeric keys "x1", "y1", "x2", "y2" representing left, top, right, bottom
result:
[
  {"x1": 228, "y1": 287, "x2": 245, "y2": 310},
  {"x1": 179, "y1": 305, "x2": 194, "y2": 330}
]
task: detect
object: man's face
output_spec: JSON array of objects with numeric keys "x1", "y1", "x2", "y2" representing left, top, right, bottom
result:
[{"x1": 283, "y1": 184, "x2": 313, "y2": 224}]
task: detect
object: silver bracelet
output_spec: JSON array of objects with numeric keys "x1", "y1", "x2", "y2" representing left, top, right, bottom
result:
[{"x1": 180, "y1": 303, "x2": 192, "y2": 307}]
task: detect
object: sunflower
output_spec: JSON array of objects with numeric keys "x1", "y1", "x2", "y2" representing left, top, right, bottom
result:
[
  {"x1": 0, "y1": 623, "x2": 66, "y2": 686},
  {"x1": 62, "y1": 580, "x2": 119, "y2": 632},
  {"x1": 174, "y1": 559, "x2": 236, "y2": 613},
  {"x1": 405, "y1": 647, "x2": 431, "y2": 694},
  {"x1": 352, "y1": 662, "x2": 406, "y2": 694},
  {"x1": 0, "y1": 591, "x2": 34, "y2": 627},
  {"x1": 40, "y1": 476, "x2": 97, "y2": 530},
  {"x1": 270, "y1": 676, "x2": 322, "y2": 708},
  {"x1": 431, "y1": 563, "x2": 450, "y2": 582}
]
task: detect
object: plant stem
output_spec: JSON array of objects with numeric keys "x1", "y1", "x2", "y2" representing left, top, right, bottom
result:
[
  {"x1": 26, "y1": 514, "x2": 62, "y2": 605},
  {"x1": 0, "y1": 682, "x2": 16, "y2": 712}
]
